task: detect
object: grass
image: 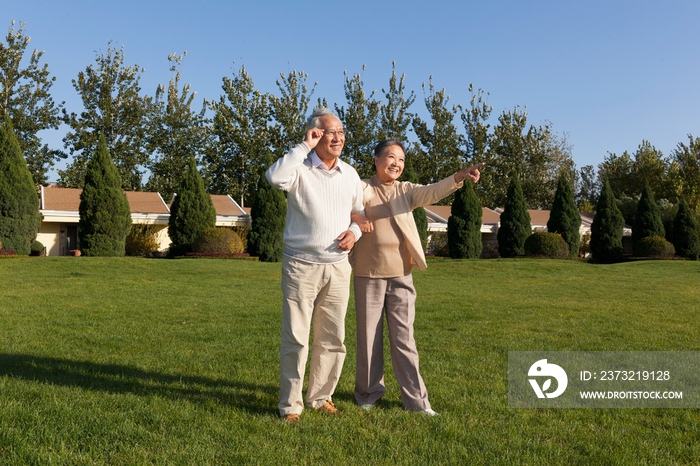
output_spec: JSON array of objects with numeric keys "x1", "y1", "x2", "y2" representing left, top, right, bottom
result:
[{"x1": 0, "y1": 257, "x2": 699, "y2": 465}]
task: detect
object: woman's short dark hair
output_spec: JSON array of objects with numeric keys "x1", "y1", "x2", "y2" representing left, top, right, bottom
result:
[{"x1": 373, "y1": 139, "x2": 406, "y2": 158}]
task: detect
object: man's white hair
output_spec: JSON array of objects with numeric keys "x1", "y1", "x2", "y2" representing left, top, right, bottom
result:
[{"x1": 305, "y1": 107, "x2": 339, "y2": 131}]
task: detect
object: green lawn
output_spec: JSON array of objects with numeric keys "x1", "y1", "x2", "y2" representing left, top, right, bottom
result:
[{"x1": 1, "y1": 257, "x2": 699, "y2": 465}]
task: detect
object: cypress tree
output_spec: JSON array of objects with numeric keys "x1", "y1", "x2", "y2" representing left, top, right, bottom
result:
[
  {"x1": 168, "y1": 156, "x2": 216, "y2": 256},
  {"x1": 497, "y1": 175, "x2": 531, "y2": 258},
  {"x1": 632, "y1": 180, "x2": 664, "y2": 245},
  {"x1": 402, "y1": 147, "x2": 429, "y2": 251},
  {"x1": 78, "y1": 134, "x2": 132, "y2": 256},
  {"x1": 547, "y1": 173, "x2": 581, "y2": 257},
  {"x1": 590, "y1": 177, "x2": 625, "y2": 263},
  {"x1": 0, "y1": 114, "x2": 41, "y2": 255},
  {"x1": 447, "y1": 180, "x2": 483, "y2": 258},
  {"x1": 672, "y1": 198, "x2": 700, "y2": 260},
  {"x1": 247, "y1": 168, "x2": 286, "y2": 262}
]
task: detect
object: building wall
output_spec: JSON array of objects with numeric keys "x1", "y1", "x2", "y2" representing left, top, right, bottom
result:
[{"x1": 36, "y1": 222, "x2": 61, "y2": 256}]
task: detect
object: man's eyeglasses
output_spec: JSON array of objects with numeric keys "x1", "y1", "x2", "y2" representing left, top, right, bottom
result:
[{"x1": 323, "y1": 130, "x2": 345, "y2": 138}]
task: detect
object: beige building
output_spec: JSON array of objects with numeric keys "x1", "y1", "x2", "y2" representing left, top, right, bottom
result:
[
  {"x1": 423, "y1": 206, "x2": 632, "y2": 257},
  {"x1": 37, "y1": 187, "x2": 249, "y2": 256}
]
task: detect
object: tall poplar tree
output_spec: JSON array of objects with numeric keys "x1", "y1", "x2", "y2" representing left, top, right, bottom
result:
[
  {"x1": 206, "y1": 64, "x2": 270, "y2": 207},
  {"x1": 590, "y1": 177, "x2": 625, "y2": 263},
  {"x1": 1, "y1": 20, "x2": 65, "y2": 186},
  {"x1": 0, "y1": 113, "x2": 40, "y2": 254},
  {"x1": 60, "y1": 43, "x2": 151, "y2": 190},
  {"x1": 78, "y1": 134, "x2": 132, "y2": 256},
  {"x1": 547, "y1": 173, "x2": 581, "y2": 256},
  {"x1": 447, "y1": 180, "x2": 483, "y2": 259},
  {"x1": 497, "y1": 174, "x2": 531, "y2": 258},
  {"x1": 146, "y1": 52, "x2": 209, "y2": 201},
  {"x1": 377, "y1": 62, "x2": 415, "y2": 142},
  {"x1": 168, "y1": 156, "x2": 216, "y2": 256},
  {"x1": 335, "y1": 66, "x2": 380, "y2": 179},
  {"x1": 412, "y1": 78, "x2": 464, "y2": 192}
]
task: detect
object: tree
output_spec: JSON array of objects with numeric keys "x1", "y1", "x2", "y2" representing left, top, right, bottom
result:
[
  {"x1": 481, "y1": 107, "x2": 569, "y2": 209},
  {"x1": 1, "y1": 20, "x2": 64, "y2": 185},
  {"x1": 669, "y1": 134, "x2": 700, "y2": 212},
  {"x1": 60, "y1": 43, "x2": 151, "y2": 190},
  {"x1": 335, "y1": 66, "x2": 380, "y2": 179},
  {"x1": 590, "y1": 177, "x2": 625, "y2": 263},
  {"x1": 78, "y1": 134, "x2": 132, "y2": 256},
  {"x1": 377, "y1": 61, "x2": 415, "y2": 142},
  {"x1": 168, "y1": 156, "x2": 216, "y2": 256},
  {"x1": 547, "y1": 173, "x2": 581, "y2": 256},
  {"x1": 206, "y1": 64, "x2": 271, "y2": 207},
  {"x1": 632, "y1": 180, "x2": 664, "y2": 246},
  {"x1": 633, "y1": 141, "x2": 671, "y2": 199},
  {"x1": 269, "y1": 70, "x2": 315, "y2": 158},
  {"x1": 577, "y1": 164, "x2": 598, "y2": 211},
  {"x1": 247, "y1": 162, "x2": 286, "y2": 262},
  {"x1": 0, "y1": 113, "x2": 40, "y2": 254},
  {"x1": 672, "y1": 198, "x2": 700, "y2": 260},
  {"x1": 497, "y1": 175, "x2": 531, "y2": 258},
  {"x1": 401, "y1": 149, "x2": 428, "y2": 251},
  {"x1": 412, "y1": 78, "x2": 464, "y2": 200},
  {"x1": 145, "y1": 52, "x2": 210, "y2": 202},
  {"x1": 447, "y1": 180, "x2": 483, "y2": 259}
]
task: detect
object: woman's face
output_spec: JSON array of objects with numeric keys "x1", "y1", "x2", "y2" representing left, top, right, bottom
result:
[{"x1": 374, "y1": 145, "x2": 405, "y2": 183}]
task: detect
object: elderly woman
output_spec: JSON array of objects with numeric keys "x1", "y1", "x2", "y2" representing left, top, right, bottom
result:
[{"x1": 351, "y1": 139, "x2": 483, "y2": 415}]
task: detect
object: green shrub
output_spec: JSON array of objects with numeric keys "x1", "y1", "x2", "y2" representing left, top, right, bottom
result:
[
  {"x1": 633, "y1": 236, "x2": 675, "y2": 258},
  {"x1": 30, "y1": 240, "x2": 45, "y2": 256},
  {"x1": 524, "y1": 232, "x2": 570, "y2": 258},
  {"x1": 672, "y1": 199, "x2": 700, "y2": 260},
  {"x1": 193, "y1": 228, "x2": 244, "y2": 254},
  {"x1": 125, "y1": 225, "x2": 163, "y2": 256}
]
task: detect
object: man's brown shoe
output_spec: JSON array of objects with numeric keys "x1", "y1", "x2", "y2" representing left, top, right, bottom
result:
[
  {"x1": 317, "y1": 400, "x2": 339, "y2": 415},
  {"x1": 282, "y1": 413, "x2": 300, "y2": 424}
]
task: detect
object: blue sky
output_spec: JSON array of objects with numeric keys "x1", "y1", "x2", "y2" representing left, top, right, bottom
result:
[{"x1": 5, "y1": 0, "x2": 700, "y2": 181}]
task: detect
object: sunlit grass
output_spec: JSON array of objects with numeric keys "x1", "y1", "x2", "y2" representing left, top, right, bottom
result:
[{"x1": 1, "y1": 257, "x2": 698, "y2": 464}]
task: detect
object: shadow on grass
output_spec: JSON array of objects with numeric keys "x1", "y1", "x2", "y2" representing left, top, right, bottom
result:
[{"x1": 0, "y1": 353, "x2": 278, "y2": 416}]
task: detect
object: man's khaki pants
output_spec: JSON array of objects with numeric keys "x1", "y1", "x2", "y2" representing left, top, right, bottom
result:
[{"x1": 279, "y1": 255, "x2": 351, "y2": 416}]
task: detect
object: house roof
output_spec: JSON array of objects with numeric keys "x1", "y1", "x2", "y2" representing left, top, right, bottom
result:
[
  {"x1": 41, "y1": 187, "x2": 170, "y2": 214},
  {"x1": 211, "y1": 194, "x2": 247, "y2": 217},
  {"x1": 424, "y1": 205, "x2": 501, "y2": 224}
]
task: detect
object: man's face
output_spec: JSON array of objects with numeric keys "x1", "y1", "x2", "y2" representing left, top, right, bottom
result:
[{"x1": 315, "y1": 115, "x2": 345, "y2": 161}]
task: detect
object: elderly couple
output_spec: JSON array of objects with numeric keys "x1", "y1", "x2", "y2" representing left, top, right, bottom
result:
[{"x1": 266, "y1": 107, "x2": 483, "y2": 424}]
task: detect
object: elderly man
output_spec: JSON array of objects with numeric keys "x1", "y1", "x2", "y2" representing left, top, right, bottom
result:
[{"x1": 266, "y1": 107, "x2": 363, "y2": 424}]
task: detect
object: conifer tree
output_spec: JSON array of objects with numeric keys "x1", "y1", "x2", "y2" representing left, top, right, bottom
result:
[
  {"x1": 632, "y1": 180, "x2": 664, "y2": 245},
  {"x1": 448, "y1": 180, "x2": 483, "y2": 258},
  {"x1": 497, "y1": 175, "x2": 531, "y2": 258},
  {"x1": 590, "y1": 177, "x2": 625, "y2": 263},
  {"x1": 168, "y1": 156, "x2": 216, "y2": 256},
  {"x1": 672, "y1": 198, "x2": 700, "y2": 260},
  {"x1": 78, "y1": 134, "x2": 132, "y2": 256},
  {"x1": 247, "y1": 164, "x2": 286, "y2": 262},
  {"x1": 0, "y1": 114, "x2": 41, "y2": 254},
  {"x1": 402, "y1": 148, "x2": 428, "y2": 251},
  {"x1": 547, "y1": 173, "x2": 581, "y2": 256}
]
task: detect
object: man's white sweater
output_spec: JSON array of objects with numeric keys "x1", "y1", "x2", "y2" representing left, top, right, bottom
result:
[{"x1": 266, "y1": 142, "x2": 363, "y2": 264}]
